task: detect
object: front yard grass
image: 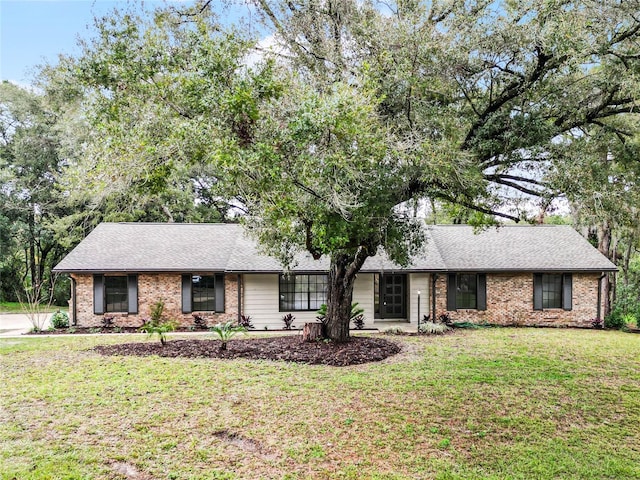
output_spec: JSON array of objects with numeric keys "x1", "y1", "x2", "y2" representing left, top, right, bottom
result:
[
  {"x1": 1, "y1": 328, "x2": 639, "y2": 479},
  {"x1": 0, "y1": 301, "x2": 67, "y2": 314}
]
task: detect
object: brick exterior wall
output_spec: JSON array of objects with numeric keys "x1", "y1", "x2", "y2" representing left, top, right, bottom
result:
[
  {"x1": 69, "y1": 271, "x2": 601, "y2": 329},
  {"x1": 71, "y1": 273, "x2": 239, "y2": 328},
  {"x1": 434, "y1": 272, "x2": 601, "y2": 327}
]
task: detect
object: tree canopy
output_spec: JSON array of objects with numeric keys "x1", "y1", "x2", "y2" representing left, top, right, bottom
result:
[{"x1": 38, "y1": 0, "x2": 640, "y2": 340}]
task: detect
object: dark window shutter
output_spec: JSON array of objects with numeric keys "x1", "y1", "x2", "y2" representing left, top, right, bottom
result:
[
  {"x1": 562, "y1": 273, "x2": 573, "y2": 311},
  {"x1": 447, "y1": 273, "x2": 457, "y2": 311},
  {"x1": 533, "y1": 273, "x2": 543, "y2": 310},
  {"x1": 127, "y1": 275, "x2": 138, "y2": 314},
  {"x1": 477, "y1": 273, "x2": 487, "y2": 311},
  {"x1": 93, "y1": 274, "x2": 104, "y2": 315},
  {"x1": 182, "y1": 274, "x2": 192, "y2": 313},
  {"x1": 215, "y1": 274, "x2": 225, "y2": 312}
]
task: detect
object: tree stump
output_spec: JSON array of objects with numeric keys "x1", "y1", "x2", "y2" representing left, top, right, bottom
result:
[{"x1": 302, "y1": 322, "x2": 324, "y2": 342}]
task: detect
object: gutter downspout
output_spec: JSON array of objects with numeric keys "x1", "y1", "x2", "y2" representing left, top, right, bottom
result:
[
  {"x1": 597, "y1": 273, "x2": 606, "y2": 320},
  {"x1": 71, "y1": 276, "x2": 77, "y2": 326}
]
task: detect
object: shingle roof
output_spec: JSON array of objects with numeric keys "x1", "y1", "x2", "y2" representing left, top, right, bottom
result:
[
  {"x1": 53, "y1": 222, "x2": 616, "y2": 273},
  {"x1": 427, "y1": 225, "x2": 616, "y2": 272}
]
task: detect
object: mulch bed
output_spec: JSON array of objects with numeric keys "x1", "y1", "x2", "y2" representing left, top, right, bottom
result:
[{"x1": 92, "y1": 335, "x2": 401, "y2": 366}]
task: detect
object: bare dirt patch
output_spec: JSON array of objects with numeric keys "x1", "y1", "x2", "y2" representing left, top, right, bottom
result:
[{"x1": 92, "y1": 335, "x2": 401, "y2": 366}]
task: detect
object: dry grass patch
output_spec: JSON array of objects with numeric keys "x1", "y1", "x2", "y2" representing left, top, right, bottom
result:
[{"x1": 1, "y1": 329, "x2": 640, "y2": 479}]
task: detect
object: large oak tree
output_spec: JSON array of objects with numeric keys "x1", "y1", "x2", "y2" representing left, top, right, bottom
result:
[{"x1": 53, "y1": 0, "x2": 640, "y2": 341}]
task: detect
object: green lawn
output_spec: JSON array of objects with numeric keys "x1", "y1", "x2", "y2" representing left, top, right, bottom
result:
[
  {"x1": 1, "y1": 329, "x2": 639, "y2": 479},
  {"x1": 0, "y1": 302, "x2": 67, "y2": 314}
]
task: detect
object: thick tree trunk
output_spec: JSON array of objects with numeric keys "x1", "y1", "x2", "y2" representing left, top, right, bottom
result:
[
  {"x1": 324, "y1": 249, "x2": 370, "y2": 343},
  {"x1": 597, "y1": 221, "x2": 614, "y2": 317}
]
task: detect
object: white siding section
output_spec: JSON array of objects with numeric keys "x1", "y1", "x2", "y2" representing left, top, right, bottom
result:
[
  {"x1": 242, "y1": 273, "x2": 378, "y2": 330},
  {"x1": 408, "y1": 273, "x2": 430, "y2": 326},
  {"x1": 353, "y1": 274, "x2": 375, "y2": 328},
  {"x1": 243, "y1": 274, "x2": 321, "y2": 330}
]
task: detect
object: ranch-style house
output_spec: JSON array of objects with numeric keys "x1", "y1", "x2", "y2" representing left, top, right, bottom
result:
[{"x1": 53, "y1": 223, "x2": 616, "y2": 330}]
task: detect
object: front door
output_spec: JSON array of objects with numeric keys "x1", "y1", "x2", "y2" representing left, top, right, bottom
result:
[{"x1": 381, "y1": 274, "x2": 406, "y2": 319}]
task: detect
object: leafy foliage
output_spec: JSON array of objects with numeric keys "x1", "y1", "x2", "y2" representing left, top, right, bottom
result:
[
  {"x1": 43, "y1": 0, "x2": 640, "y2": 342},
  {"x1": 140, "y1": 300, "x2": 176, "y2": 345},
  {"x1": 101, "y1": 315, "x2": 115, "y2": 329},
  {"x1": 418, "y1": 321, "x2": 452, "y2": 335},
  {"x1": 238, "y1": 314, "x2": 254, "y2": 329},
  {"x1": 282, "y1": 313, "x2": 295, "y2": 330},
  {"x1": 438, "y1": 313, "x2": 452, "y2": 325},
  {"x1": 317, "y1": 303, "x2": 365, "y2": 329},
  {"x1": 604, "y1": 309, "x2": 626, "y2": 330},
  {"x1": 351, "y1": 314, "x2": 365, "y2": 330},
  {"x1": 192, "y1": 314, "x2": 208, "y2": 330},
  {"x1": 50, "y1": 311, "x2": 69, "y2": 329},
  {"x1": 139, "y1": 321, "x2": 177, "y2": 346},
  {"x1": 209, "y1": 321, "x2": 246, "y2": 350}
]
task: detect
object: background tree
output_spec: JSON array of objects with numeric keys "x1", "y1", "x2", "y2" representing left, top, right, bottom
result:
[
  {"x1": 0, "y1": 81, "x2": 69, "y2": 304},
  {"x1": 549, "y1": 119, "x2": 640, "y2": 317},
  {"x1": 50, "y1": 0, "x2": 640, "y2": 341}
]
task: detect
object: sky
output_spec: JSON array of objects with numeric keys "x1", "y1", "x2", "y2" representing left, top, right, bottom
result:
[
  {"x1": 0, "y1": 1, "x2": 131, "y2": 85},
  {"x1": 0, "y1": 0, "x2": 255, "y2": 86}
]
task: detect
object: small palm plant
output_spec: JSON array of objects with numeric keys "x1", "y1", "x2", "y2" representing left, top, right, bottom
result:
[
  {"x1": 140, "y1": 321, "x2": 177, "y2": 346},
  {"x1": 210, "y1": 321, "x2": 246, "y2": 350},
  {"x1": 139, "y1": 300, "x2": 176, "y2": 346},
  {"x1": 317, "y1": 303, "x2": 366, "y2": 329}
]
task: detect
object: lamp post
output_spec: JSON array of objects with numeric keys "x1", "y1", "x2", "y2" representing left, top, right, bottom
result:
[{"x1": 417, "y1": 290, "x2": 421, "y2": 332}]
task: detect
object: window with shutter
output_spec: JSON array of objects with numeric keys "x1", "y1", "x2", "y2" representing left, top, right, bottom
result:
[
  {"x1": 182, "y1": 274, "x2": 225, "y2": 313},
  {"x1": 447, "y1": 273, "x2": 487, "y2": 311},
  {"x1": 533, "y1": 273, "x2": 572, "y2": 311},
  {"x1": 105, "y1": 276, "x2": 128, "y2": 313}
]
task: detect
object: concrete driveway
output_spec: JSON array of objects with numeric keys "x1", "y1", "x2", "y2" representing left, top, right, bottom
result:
[{"x1": 0, "y1": 313, "x2": 51, "y2": 336}]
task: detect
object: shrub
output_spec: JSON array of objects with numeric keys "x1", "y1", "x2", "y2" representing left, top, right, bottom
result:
[
  {"x1": 622, "y1": 313, "x2": 637, "y2": 328},
  {"x1": 316, "y1": 304, "x2": 327, "y2": 324},
  {"x1": 192, "y1": 314, "x2": 208, "y2": 330},
  {"x1": 604, "y1": 308, "x2": 626, "y2": 330},
  {"x1": 383, "y1": 327, "x2": 405, "y2": 335},
  {"x1": 140, "y1": 299, "x2": 176, "y2": 345},
  {"x1": 51, "y1": 311, "x2": 69, "y2": 329},
  {"x1": 101, "y1": 315, "x2": 115, "y2": 329},
  {"x1": 150, "y1": 300, "x2": 165, "y2": 324},
  {"x1": 140, "y1": 320, "x2": 177, "y2": 346},
  {"x1": 282, "y1": 313, "x2": 295, "y2": 330},
  {"x1": 591, "y1": 318, "x2": 604, "y2": 329},
  {"x1": 351, "y1": 314, "x2": 365, "y2": 330},
  {"x1": 419, "y1": 321, "x2": 451, "y2": 335},
  {"x1": 437, "y1": 313, "x2": 452, "y2": 325},
  {"x1": 317, "y1": 303, "x2": 366, "y2": 329},
  {"x1": 238, "y1": 314, "x2": 254, "y2": 329},
  {"x1": 210, "y1": 321, "x2": 246, "y2": 350},
  {"x1": 451, "y1": 321, "x2": 482, "y2": 329}
]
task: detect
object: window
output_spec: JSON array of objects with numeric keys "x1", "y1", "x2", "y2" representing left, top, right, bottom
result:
[
  {"x1": 94, "y1": 275, "x2": 137, "y2": 315},
  {"x1": 447, "y1": 273, "x2": 486, "y2": 311},
  {"x1": 279, "y1": 274, "x2": 328, "y2": 311},
  {"x1": 534, "y1": 273, "x2": 572, "y2": 311},
  {"x1": 105, "y1": 276, "x2": 128, "y2": 312},
  {"x1": 456, "y1": 274, "x2": 477, "y2": 309},
  {"x1": 192, "y1": 275, "x2": 216, "y2": 311},
  {"x1": 542, "y1": 274, "x2": 562, "y2": 309},
  {"x1": 181, "y1": 273, "x2": 224, "y2": 313}
]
